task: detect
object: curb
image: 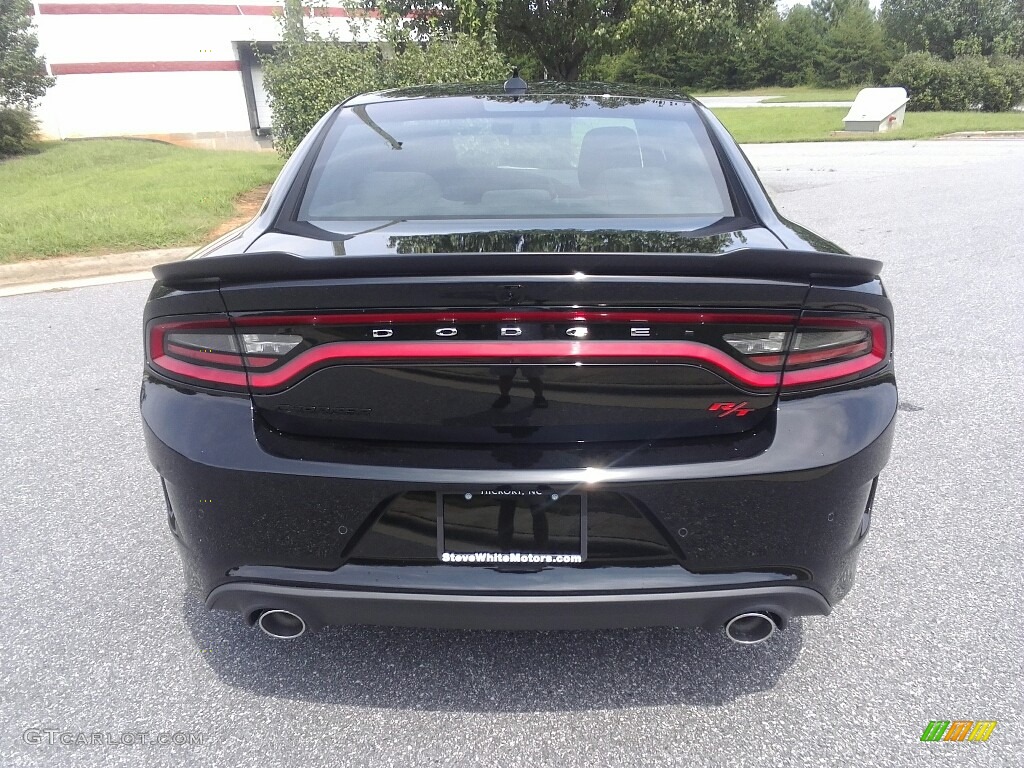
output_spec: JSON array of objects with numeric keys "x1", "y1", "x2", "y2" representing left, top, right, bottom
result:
[
  {"x1": 937, "y1": 131, "x2": 1024, "y2": 140},
  {"x1": 0, "y1": 247, "x2": 194, "y2": 289}
]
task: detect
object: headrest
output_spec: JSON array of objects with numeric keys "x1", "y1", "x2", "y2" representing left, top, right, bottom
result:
[{"x1": 577, "y1": 126, "x2": 643, "y2": 189}]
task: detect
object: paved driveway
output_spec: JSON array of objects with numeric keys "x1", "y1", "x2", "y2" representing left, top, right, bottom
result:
[
  {"x1": 2, "y1": 140, "x2": 1022, "y2": 767},
  {"x1": 695, "y1": 96, "x2": 854, "y2": 108}
]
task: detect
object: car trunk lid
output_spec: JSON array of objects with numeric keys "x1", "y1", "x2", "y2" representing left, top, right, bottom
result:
[{"x1": 151, "y1": 246, "x2": 882, "y2": 445}]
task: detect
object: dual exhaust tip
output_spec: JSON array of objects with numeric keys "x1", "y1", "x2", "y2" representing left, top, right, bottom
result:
[
  {"x1": 256, "y1": 609, "x2": 307, "y2": 639},
  {"x1": 254, "y1": 608, "x2": 778, "y2": 643},
  {"x1": 724, "y1": 612, "x2": 778, "y2": 644}
]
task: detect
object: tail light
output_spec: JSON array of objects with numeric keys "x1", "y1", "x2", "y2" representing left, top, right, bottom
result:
[
  {"x1": 724, "y1": 316, "x2": 888, "y2": 388},
  {"x1": 147, "y1": 318, "x2": 305, "y2": 391},
  {"x1": 146, "y1": 311, "x2": 889, "y2": 393}
]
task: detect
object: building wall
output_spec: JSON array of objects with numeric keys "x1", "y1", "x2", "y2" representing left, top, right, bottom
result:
[{"x1": 30, "y1": 1, "x2": 369, "y2": 149}]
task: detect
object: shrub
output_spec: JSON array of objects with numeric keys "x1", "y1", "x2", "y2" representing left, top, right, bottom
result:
[
  {"x1": 947, "y1": 56, "x2": 1011, "y2": 111},
  {"x1": 887, "y1": 53, "x2": 1024, "y2": 111},
  {"x1": 993, "y1": 57, "x2": 1024, "y2": 109},
  {"x1": 885, "y1": 52, "x2": 950, "y2": 110},
  {"x1": 381, "y1": 34, "x2": 508, "y2": 92},
  {"x1": 260, "y1": 39, "x2": 380, "y2": 157},
  {"x1": 262, "y1": 26, "x2": 507, "y2": 157},
  {"x1": 0, "y1": 107, "x2": 37, "y2": 156}
]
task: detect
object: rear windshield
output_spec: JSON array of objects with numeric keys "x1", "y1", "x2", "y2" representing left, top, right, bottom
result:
[{"x1": 298, "y1": 96, "x2": 734, "y2": 222}]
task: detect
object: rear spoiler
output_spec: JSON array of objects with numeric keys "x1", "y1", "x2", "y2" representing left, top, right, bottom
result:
[{"x1": 152, "y1": 249, "x2": 883, "y2": 288}]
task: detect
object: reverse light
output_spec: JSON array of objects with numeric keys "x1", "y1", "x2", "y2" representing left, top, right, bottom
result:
[
  {"x1": 724, "y1": 331, "x2": 788, "y2": 355},
  {"x1": 241, "y1": 334, "x2": 303, "y2": 356},
  {"x1": 788, "y1": 329, "x2": 872, "y2": 367}
]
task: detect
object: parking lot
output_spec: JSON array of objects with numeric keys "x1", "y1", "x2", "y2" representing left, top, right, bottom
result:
[{"x1": 2, "y1": 140, "x2": 1022, "y2": 767}]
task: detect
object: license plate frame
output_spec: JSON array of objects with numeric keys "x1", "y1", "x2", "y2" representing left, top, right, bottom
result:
[{"x1": 438, "y1": 491, "x2": 587, "y2": 565}]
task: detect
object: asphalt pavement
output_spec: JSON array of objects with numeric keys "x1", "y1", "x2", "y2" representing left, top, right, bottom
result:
[{"x1": 1, "y1": 140, "x2": 1022, "y2": 767}]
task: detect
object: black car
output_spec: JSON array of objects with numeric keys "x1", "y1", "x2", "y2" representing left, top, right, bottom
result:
[{"x1": 143, "y1": 81, "x2": 895, "y2": 644}]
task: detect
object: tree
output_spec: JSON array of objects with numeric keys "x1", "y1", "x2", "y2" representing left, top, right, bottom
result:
[
  {"x1": 372, "y1": 0, "x2": 631, "y2": 80},
  {"x1": 499, "y1": 0, "x2": 630, "y2": 80},
  {"x1": 1, "y1": 0, "x2": 53, "y2": 155},
  {"x1": 881, "y1": 0, "x2": 1024, "y2": 59},
  {"x1": 0, "y1": 0, "x2": 53, "y2": 108},
  {"x1": 761, "y1": 6, "x2": 825, "y2": 86},
  {"x1": 819, "y1": 0, "x2": 891, "y2": 85},
  {"x1": 606, "y1": 0, "x2": 773, "y2": 89},
  {"x1": 810, "y1": 0, "x2": 857, "y2": 27},
  {"x1": 623, "y1": 0, "x2": 772, "y2": 53},
  {"x1": 373, "y1": 0, "x2": 775, "y2": 82}
]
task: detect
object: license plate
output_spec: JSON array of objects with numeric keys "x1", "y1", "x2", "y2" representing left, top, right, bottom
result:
[{"x1": 439, "y1": 491, "x2": 586, "y2": 565}]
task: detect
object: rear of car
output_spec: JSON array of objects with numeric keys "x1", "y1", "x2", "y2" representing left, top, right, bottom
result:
[{"x1": 142, "y1": 85, "x2": 895, "y2": 642}]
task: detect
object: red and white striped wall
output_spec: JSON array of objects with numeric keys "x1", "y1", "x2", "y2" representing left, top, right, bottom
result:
[{"x1": 30, "y1": 0, "x2": 371, "y2": 149}]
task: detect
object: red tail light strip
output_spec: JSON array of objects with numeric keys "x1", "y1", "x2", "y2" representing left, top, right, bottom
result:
[
  {"x1": 781, "y1": 351, "x2": 886, "y2": 387},
  {"x1": 244, "y1": 340, "x2": 783, "y2": 392},
  {"x1": 152, "y1": 355, "x2": 249, "y2": 387},
  {"x1": 784, "y1": 339, "x2": 871, "y2": 367},
  {"x1": 146, "y1": 313, "x2": 888, "y2": 392}
]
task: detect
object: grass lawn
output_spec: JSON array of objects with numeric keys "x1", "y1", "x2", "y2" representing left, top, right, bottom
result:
[
  {"x1": 0, "y1": 139, "x2": 283, "y2": 263},
  {"x1": 713, "y1": 107, "x2": 1024, "y2": 143},
  {"x1": 694, "y1": 86, "x2": 862, "y2": 102}
]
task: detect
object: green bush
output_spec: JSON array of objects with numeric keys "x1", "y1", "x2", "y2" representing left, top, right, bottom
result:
[
  {"x1": 993, "y1": 57, "x2": 1024, "y2": 109},
  {"x1": 948, "y1": 56, "x2": 1013, "y2": 111},
  {"x1": 260, "y1": 39, "x2": 380, "y2": 157},
  {"x1": 0, "y1": 107, "x2": 37, "y2": 156},
  {"x1": 887, "y1": 53, "x2": 1024, "y2": 111},
  {"x1": 262, "y1": 29, "x2": 507, "y2": 157},
  {"x1": 885, "y1": 53, "x2": 949, "y2": 110}
]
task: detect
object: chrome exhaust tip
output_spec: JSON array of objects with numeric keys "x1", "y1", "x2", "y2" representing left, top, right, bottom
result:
[
  {"x1": 724, "y1": 612, "x2": 777, "y2": 645},
  {"x1": 256, "y1": 609, "x2": 307, "y2": 639}
]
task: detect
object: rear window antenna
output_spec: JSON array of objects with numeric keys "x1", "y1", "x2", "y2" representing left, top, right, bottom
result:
[{"x1": 503, "y1": 68, "x2": 528, "y2": 97}]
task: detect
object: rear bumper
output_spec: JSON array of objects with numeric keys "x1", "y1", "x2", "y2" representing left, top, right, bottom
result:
[
  {"x1": 143, "y1": 376, "x2": 896, "y2": 626},
  {"x1": 208, "y1": 582, "x2": 831, "y2": 631}
]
